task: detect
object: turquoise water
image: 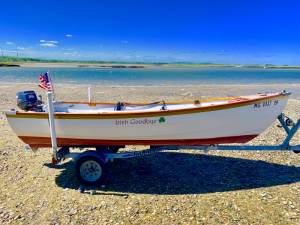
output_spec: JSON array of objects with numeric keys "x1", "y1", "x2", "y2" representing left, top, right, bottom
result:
[{"x1": 0, "y1": 67, "x2": 300, "y2": 86}]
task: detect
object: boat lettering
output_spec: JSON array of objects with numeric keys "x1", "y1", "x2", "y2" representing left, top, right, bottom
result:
[
  {"x1": 115, "y1": 117, "x2": 166, "y2": 126},
  {"x1": 254, "y1": 100, "x2": 279, "y2": 108}
]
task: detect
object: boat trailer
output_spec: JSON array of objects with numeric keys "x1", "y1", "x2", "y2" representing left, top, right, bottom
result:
[{"x1": 44, "y1": 92, "x2": 299, "y2": 185}]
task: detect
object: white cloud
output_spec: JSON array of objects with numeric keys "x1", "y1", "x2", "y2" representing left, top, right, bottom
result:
[
  {"x1": 40, "y1": 43, "x2": 57, "y2": 47},
  {"x1": 6, "y1": 41, "x2": 14, "y2": 45},
  {"x1": 40, "y1": 40, "x2": 58, "y2": 44},
  {"x1": 65, "y1": 34, "x2": 73, "y2": 38},
  {"x1": 121, "y1": 40, "x2": 129, "y2": 44},
  {"x1": 2, "y1": 50, "x2": 17, "y2": 53},
  {"x1": 62, "y1": 48, "x2": 74, "y2": 51},
  {"x1": 39, "y1": 39, "x2": 58, "y2": 47},
  {"x1": 63, "y1": 51, "x2": 78, "y2": 55},
  {"x1": 17, "y1": 46, "x2": 28, "y2": 50}
]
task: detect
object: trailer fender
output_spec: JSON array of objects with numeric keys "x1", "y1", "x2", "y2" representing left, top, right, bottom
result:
[{"x1": 75, "y1": 150, "x2": 107, "y2": 163}]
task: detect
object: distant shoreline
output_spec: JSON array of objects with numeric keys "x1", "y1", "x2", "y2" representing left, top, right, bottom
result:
[
  {"x1": 1, "y1": 56, "x2": 300, "y2": 69},
  {"x1": 1, "y1": 62, "x2": 300, "y2": 69},
  {"x1": 19, "y1": 62, "x2": 152, "y2": 68}
]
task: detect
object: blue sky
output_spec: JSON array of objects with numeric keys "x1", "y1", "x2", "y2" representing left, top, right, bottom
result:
[{"x1": 0, "y1": 0, "x2": 299, "y2": 64}]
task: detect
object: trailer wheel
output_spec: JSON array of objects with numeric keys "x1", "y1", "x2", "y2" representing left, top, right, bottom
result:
[{"x1": 75, "y1": 156, "x2": 106, "y2": 185}]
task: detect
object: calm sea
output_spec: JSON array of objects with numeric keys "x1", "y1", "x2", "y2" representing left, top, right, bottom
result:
[{"x1": 0, "y1": 67, "x2": 300, "y2": 86}]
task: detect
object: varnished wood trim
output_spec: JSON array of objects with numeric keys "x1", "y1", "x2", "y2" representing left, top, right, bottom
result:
[
  {"x1": 6, "y1": 93, "x2": 287, "y2": 119},
  {"x1": 19, "y1": 134, "x2": 258, "y2": 148}
]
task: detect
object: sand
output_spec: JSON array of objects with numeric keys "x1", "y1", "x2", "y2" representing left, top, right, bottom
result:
[{"x1": 0, "y1": 83, "x2": 299, "y2": 225}]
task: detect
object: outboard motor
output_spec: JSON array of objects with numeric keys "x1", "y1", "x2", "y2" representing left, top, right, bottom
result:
[{"x1": 16, "y1": 91, "x2": 43, "y2": 111}]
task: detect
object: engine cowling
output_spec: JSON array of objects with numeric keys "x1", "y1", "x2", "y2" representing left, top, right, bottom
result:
[{"x1": 16, "y1": 91, "x2": 43, "y2": 111}]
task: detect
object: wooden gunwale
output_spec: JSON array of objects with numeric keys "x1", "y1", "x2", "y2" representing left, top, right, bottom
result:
[{"x1": 6, "y1": 93, "x2": 287, "y2": 120}]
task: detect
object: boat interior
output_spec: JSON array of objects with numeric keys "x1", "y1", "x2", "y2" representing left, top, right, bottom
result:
[
  {"x1": 16, "y1": 90, "x2": 279, "y2": 113},
  {"x1": 53, "y1": 97, "x2": 251, "y2": 113}
]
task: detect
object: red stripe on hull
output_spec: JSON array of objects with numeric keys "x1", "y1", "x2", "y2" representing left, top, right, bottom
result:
[{"x1": 18, "y1": 135, "x2": 258, "y2": 148}]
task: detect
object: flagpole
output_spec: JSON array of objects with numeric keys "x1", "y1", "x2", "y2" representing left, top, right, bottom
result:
[
  {"x1": 47, "y1": 91, "x2": 58, "y2": 163},
  {"x1": 47, "y1": 70, "x2": 55, "y2": 100},
  {"x1": 88, "y1": 86, "x2": 92, "y2": 103}
]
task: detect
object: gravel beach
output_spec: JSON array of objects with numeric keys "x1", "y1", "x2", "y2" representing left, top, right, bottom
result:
[{"x1": 0, "y1": 83, "x2": 299, "y2": 225}]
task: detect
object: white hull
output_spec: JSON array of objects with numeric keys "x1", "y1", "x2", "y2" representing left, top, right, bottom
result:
[{"x1": 5, "y1": 92, "x2": 289, "y2": 148}]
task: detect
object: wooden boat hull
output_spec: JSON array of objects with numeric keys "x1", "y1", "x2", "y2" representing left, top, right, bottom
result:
[
  {"x1": 5, "y1": 93, "x2": 289, "y2": 148},
  {"x1": 17, "y1": 135, "x2": 258, "y2": 147}
]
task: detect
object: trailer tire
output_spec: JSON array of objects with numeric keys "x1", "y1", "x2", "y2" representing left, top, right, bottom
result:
[{"x1": 75, "y1": 156, "x2": 106, "y2": 185}]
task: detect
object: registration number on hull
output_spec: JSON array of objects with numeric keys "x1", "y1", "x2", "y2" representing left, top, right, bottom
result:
[{"x1": 254, "y1": 100, "x2": 279, "y2": 109}]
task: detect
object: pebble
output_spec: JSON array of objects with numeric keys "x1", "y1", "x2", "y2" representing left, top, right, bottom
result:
[
  {"x1": 86, "y1": 206, "x2": 97, "y2": 211},
  {"x1": 67, "y1": 209, "x2": 77, "y2": 216}
]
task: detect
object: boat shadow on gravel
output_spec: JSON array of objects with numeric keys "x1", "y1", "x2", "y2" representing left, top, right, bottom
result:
[{"x1": 46, "y1": 152, "x2": 300, "y2": 195}]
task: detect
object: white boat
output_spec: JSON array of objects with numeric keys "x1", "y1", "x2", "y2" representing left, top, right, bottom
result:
[{"x1": 5, "y1": 91, "x2": 290, "y2": 149}]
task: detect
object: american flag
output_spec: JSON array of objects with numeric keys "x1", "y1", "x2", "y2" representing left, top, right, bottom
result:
[{"x1": 38, "y1": 72, "x2": 53, "y2": 91}]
